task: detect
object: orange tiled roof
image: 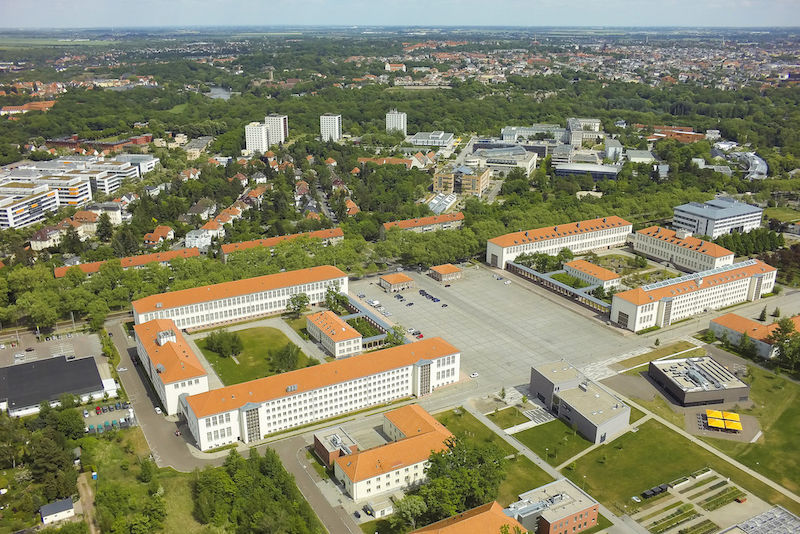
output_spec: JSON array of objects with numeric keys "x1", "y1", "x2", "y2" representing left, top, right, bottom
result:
[
  {"x1": 411, "y1": 502, "x2": 526, "y2": 533},
  {"x1": 383, "y1": 212, "x2": 464, "y2": 231},
  {"x1": 711, "y1": 313, "x2": 800, "y2": 344},
  {"x1": 144, "y1": 225, "x2": 172, "y2": 243},
  {"x1": 54, "y1": 248, "x2": 200, "y2": 278},
  {"x1": 132, "y1": 265, "x2": 346, "y2": 315},
  {"x1": 184, "y1": 337, "x2": 459, "y2": 418},
  {"x1": 335, "y1": 405, "x2": 452, "y2": 483},
  {"x1": 380, "y1": 273, "x2": 414, "y2": 285},
  {"x1": 357, "y1": 157, "x2": 413, "y2": 169},
  {"x1": 564, "y1": 259, "x2": 620, "y2": 282},
  {"x1": 614, "y1": 260, "x2": 776, "y2": 306},
  {"x1": 430, "y1": 264, "x2": 461, "y2": 275},
  {"x1": 488, "y1": 216, "x2": 631, "y2": 248},
  {"x1": 133, "y1": 319, "x2": 206, "y2": 384},
  {"x1": 306, "y1": 311, "x2": 361, "y2": 342},
  {"x1": 221, "y1": 228, "x2": 344, "y2": 255},
  {"x1": 636, "y1": 226, "x2": 733, "y2": 259},
  {"x1": 72, "y1": 210, "x2": 98, "y2": 223},
  {"x1": 345, "y1": 198, "x2": 360, "y2": 215}
]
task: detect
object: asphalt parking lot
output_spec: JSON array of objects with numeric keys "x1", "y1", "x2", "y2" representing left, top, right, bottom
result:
[
  {"x1": 0, "y1": 332, "x2": 109, "y2": 376},
  {"x1": 351, "y1": 266, "x2": 650, "y2": 390}
]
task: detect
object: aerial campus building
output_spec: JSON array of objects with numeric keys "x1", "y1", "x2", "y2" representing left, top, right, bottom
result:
[
  {"x1": 530, "y1": 361, "x2": 630, "y2": 444},
  {"x1": 710, "y1": 313, "x2": 800, "y2": 360},
  {"x1": 610, "y1": 259, "x2": 776, "y2": 332},
  {"x1": 219, "y1": 228, "x2": 344, "y2": 260},
  {"x1": 181, "y1": 338, "x2": 460, "y2": 451},
  {"x1": 380, "y1": 212, "x2": 464, "y2": 238},
  {"x1": 673, "y1": 198, "x2": 763, "y2": 239},
  {"x1": 486, "y1": 216, "x2": 632, "y2": 269},
  {"x1": 411, "y1": 502, "x2": 526, "y2": 534},
  {"x1": 563, "y1": 259, "x2": 621, "y2": 290},
  {"x1": 385, "y1": 109, "x2": 407, "y2": 136},
  {"x1": 320, "y1": 113, "x2": 343, "y2": 142},
  {"x1": 648, "y1": 356, "x2": 750, "y2": 406},
  {"x1": 306, "y1": 310, "x2": 363, "y2": 359},
  {"x1": 504, "y1": 479, "x2": 600, "y2": 534},
  {"x1": 632, "y1": 226, "x2": 734, "y2": 273},
  {"x1": 131, "y1": 265, "x2": 349, "y2": 329}
]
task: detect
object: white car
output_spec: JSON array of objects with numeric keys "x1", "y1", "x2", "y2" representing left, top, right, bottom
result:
[
  {"x1": 469, "y1": 372, "x2": 479, "y2": 379},
  {"x1": 154, "y1": 407, "x2": 162, "y2": 414},
  {"x1": 117, "y1": 366, "x2": 128, "y2": 372},
  {"x1": 406, "y1": 327, "x2": 415, "y2": 333},
  {"x1": 504, "y1": 280, "x2": 511, "y2": 285}
]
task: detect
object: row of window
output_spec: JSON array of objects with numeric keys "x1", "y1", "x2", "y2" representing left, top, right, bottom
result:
[
  {"x1": 504, "y1": 230, "x2": 629, "y2": 255},
  {"x1": 205, "y1": 412, "x2": 232, "y2": 427},
  {"x1": 173, "y1": 378, "x2": 201, "y2": 390},
  {"x1": 207, "y1": 426, "x2": 233, "y2": 442}
]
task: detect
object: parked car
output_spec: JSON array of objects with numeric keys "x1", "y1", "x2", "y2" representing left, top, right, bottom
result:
[
  {"x1": 416, "y1": 334, "x2": 424, "y2": 339},
  {"x1": 83, "y1": 410, "x2": 89, "y2": 418},
  {"x1": 353, "y1": 511, "x2": 361, "y2": 519},
  {"x1": 101, "y1": 406, "x2": 108, "y2": 413},
  {"x1": 155, "y1": 407, "x2": 162, "y2": 414},
  {"x1": 433, "y1": 298, "x2": 440, "y2": 303},
  {"x1": 406, "y1": 327, "x2": 415, "y2": 333},
  {"x1": 442, "y1": 304, "x2": 448, "y2": 308},
  {"x1": 24, "y1": 347, "x2": 34, "y2": 352},
  {"x1": 95, "y1": 406, "x2": 101, "y2": 415},
  {"x1": 115, "y1": 402, "x2": 122, "y2": 410},
  {"x1": 406, "y1": 302, "x2": 414, "y2": 307},
  {"x1": 444, "y1": 284, "x2": 451, "y2": 288}
]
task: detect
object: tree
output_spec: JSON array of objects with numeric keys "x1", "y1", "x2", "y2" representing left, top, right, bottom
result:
[
  {"x1": 87, "y1": 299, "x2": 110, "y2": 331},
  {"x1": 773, "y1": 307, "x2": 781, "y2": 317},
  {"x1": 738, "y1": 332, "x2": 756, "y2": 359},
  {"x1": 61, "y1": 226, "x2": 84, "y2": 255},
  {"x1": 324, "y1": 286, "x2": 348, "y2": 315},
  {"x1": 702, "y1": 329, "x2": 717, "y2": 344},
  {"x1": 391, "y1": 495, "x2": 427, "y2": 530},
  {"x1": 204, "y1": 330, "x2": 243, "y2": 358},
  {"x1": 287, "y1": 292, "x2": 309, "y2": 318},
  {"x1": 759, "y1": 306, "x2": 767, "y2": 321},
  {"x1": 768, "y1": 317, "x2": 798, "y2": 369},
  {"x1": 385, "y1": 324, "x2": 406, "y2": 347},
  {"x1": 96, "y1": 212, "x2": 113, "y2": 241},
  {"x1": 273, "y1": 343, "x2": 301, "y2": 372}
]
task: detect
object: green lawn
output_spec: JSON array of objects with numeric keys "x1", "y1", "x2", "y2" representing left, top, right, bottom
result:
[
  {"x1": 348, "y1": 317, "x2": 382, "y2": 338},
  {"x1": 629, "y1": 405, "x2": 646, "y2": 423},
  {"x1": 614, "y1": 341, "x2": 697, "y2": 370},
  {"x1": 496, "y1": 456, "x2": 554, "y2": 506},
  {"x1": 283, "y1": 315, "x2": 310, "y2": 339},
  {"x1": 167, "y1": 103, "x2": 188, "y2": 114},
  {"x1": 486, "y1": 407, "x2": 530, "y2": 429},
  {"x1": 435, "y1": 408, "x2": 517, "y2": 456},
  {"x1": 765, "y1": 206, "x2": 800, "y2": 222},
  {"x1": 551, "y1": 272, "x2": 589, "y2": 288},
  {"x1": 699, "y1": 365, "x2": 800, "y2": 495},
  {"x1": 564, "y1": 419, "x2": 800, "y2": 516},
  {"x1": 197, "y1": 326, "x2": 311, "y2": 385},
  {"x1": 514, "y1": 419, "x2": 593, "y2": 466}
]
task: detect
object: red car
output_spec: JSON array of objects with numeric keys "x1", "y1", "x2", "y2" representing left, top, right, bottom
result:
[
  {"x1": 416, "y1": 334, "x2": 424, "y2": 339},
  {"x1": 95, "y1": 406, "x2": 101, "y2": 415}
]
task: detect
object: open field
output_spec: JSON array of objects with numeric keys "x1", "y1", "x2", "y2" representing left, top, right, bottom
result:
[
  {"x1": 564, "y1": 419, "x2": 800, "y2": 515},
  {"x1": 496, "y1": 456, "x2": 554, "y2": 506},
  {"x1": 699, "y1": 365, "x2": 800, "y2": 494},
  {"x1": 765, "y1": 206, "x2": 800, "y2": 222},
  {"x1": 486, "y1": 407, "x2": 530, "y2": 429},
  {"x1": 614, "y1": 341, "x2": 697, "y2": 370},
  {"x1": 197, "y1": 326, "x2": 311, "y2": 385},
  {"x1": 283, "y1": 315, "x2": 309, "y2": 338},
  {"x1": 514, "y1": 419, "x2": 593, "y2": 466},
  {"x1": 435, "y1": 408, "x2": 517, "y2": 456}
]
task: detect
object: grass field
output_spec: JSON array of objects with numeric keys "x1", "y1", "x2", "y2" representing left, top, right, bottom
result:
[
  {"x1": 627, "y1": 392, "x2": 685, "y2": 427},
  {"x1": 348, "y1": 317, "x2": 382, "y2": 337},
  {"x1": 629, "y1": 405, "x2": 646, "y2": 423},
  {"x1": 197, "y1": 326, "x2": 310, "y2": 385},
  {"x1": 765, "y1": 206, "x2": 800, "y2": 222},
  {"x1": 435, "y1": 408, "x2": 516, "y2": 456},
  {"x1": 551, "y1": 272, "x2": 589, "y2": 289},
  {"x1": 514, "y1": 419, "x2": 593, "y2": 466},
  {"x1": 486, "y1": 407, "x2": 530, "y2": 429},
  {"x1": 283, "y1": 315, "x2": 309, "y2": 338},
  {"x1": 167, "y1": 103, "x2": 188, "y2": 114},
  {"x1": 699, "y1": 365, "x2": 800, "y2": 494},
  {"x1": 614, "y1": 341, "x2": 697, "y2": 370},
  {"x1": 564, "y1": 419, "x2": 800, "y2": 515},
  {"x1": 496, "y1": 456, "x2": 554, "y2": 506}
]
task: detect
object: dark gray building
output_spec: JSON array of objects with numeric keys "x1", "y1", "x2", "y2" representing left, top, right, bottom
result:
[{"x1": 648, "y1": 357, "x2": 750, "y2": 407}]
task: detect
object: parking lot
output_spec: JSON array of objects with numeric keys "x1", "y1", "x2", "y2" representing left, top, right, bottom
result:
[
  {"x1": 351, "y1": 266, "x2": 651, "y2": 390},
  {"x1": 82, "y1": 400, "x2": 136, "y2": 434}
]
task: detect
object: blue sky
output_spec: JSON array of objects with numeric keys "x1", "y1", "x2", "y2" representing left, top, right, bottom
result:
[{"x1": 2, "y1": 0, "x2": 800, "y2": 28}]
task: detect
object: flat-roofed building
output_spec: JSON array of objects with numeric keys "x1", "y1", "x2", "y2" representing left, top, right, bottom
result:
[
  {"x1": 563, "y1": 259, "x2": 620, "y2": 290},
  {"x1": 88, "y1": 160, "x2": 140, "y2": 181},
  {"x1": 114, "y1": 154, "x2": 160, "y2": 174},
  {"x1": 504, "y1": 478, "x2": 599, "y2": 534},
  {"x1": 530, "y1": 361, "x2": 630, "y2": 444},
  {"x1": 334, "y1": 405, "x2": 452, "y2": 501},
  {"x1": 648, "y1": 356, "x2": 750, "y2": 406},
  {"x1": 306, "y1": 310, "x2": 363, "y2": 358},
  {"x1": 709, "y1": 313, "x2": 800, "y2": 360},
  {"x1": 429, "y1": 263, "x2": 462, "y2": 283},
  {"x1": 320, "y1": 113, "x2": 342, "y2": 142},
  {"x1": 633, "y1": 226, "x2": 734, "y2": 272},
  {"x1": 465, "y1": 146, "x2": 537, "y2": 175},
  {"x1": 181, "y1": 337, "x2": 460, "y2": 451},
  {"x1": 554, "y1": 163, "x2": 620, "y2": 181},
  {"x1": 434, "y1": 167, "x2": 491, "y2": 197},
  {"x1": 385, "y1": 109, "x2": 407, "y2": 136},
  {"x1": 719, "y1": 506, "x2": 800, "y2": 534},
  {"x1": 410, "y1": 131, "x2": 454, "y2": 147},
  {"x1": 379, "y1": 272, "x2": 415, "y2": 293},
  {"x1": 673, "y1": 198, "x2": 763, "y2": 239},
  {"x1": 381, "y1": 212, "x2": 464, "y2": 238},
  {"x1": 486, "y1": 216, "x2": 632, "y2": 269},
  {"x1": 611, "y1": 259, "x2": 776, "y2": 332},
  {"x1": 265, "y1": 113, "x2": 289, "y2": 145},
  {"x1": 29, "y1": 174, "x2": 92, "y2": 206},
  {"x1": 412, "y1": 502, "x2": 527, "y2": 534},
  {"x1": 133, "y1": 319, "x2": 209, "y2": 415},
  {"x1": 220, "y1": 228, "x2": 344, "y2": 260},
  {"x1": 604, "y1": 138, "x2": 623, "y2": 162},
  {"x1": 0, "y1": 181, "x2": 59, "y2": 229},
  {"x1": 244, "y1": 121, "x2": 270, "y2": 154},
  {"x1": 626, "y1": 149, "x2": 656, "y2": 163},
  {"x1": 54, "y1": 248, "x2": 200, "y2": 278},
  {"x1": 132, "y1": 265, "x2": 348, "y2": 330},
  {"x1": 313, "y1": 427, "x2": 359, "y2": 468}
]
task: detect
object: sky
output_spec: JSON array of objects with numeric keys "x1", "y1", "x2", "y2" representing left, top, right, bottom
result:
[{"x1": 2, "y1": 0, "x2": 800, "y2": 29}]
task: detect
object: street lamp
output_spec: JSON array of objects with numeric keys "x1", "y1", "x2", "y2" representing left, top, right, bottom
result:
[
  {"x1": 545, "y1": 447, "x2": 548, "y2": 460},
  {"x1": 583, "y1": 475, "x2": 587, "y2": 491}
]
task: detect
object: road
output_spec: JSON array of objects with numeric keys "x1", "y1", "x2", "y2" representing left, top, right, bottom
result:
[{"x1": 77, "y1": 472, "x2": 100, "y2": 534}]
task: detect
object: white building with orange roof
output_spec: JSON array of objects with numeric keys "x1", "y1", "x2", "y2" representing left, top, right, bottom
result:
[
  {"x1": 379, "y1": 272, "x2": 415, "y2": 293},
  {"x1": 180, "y1": 337, "x2": 460, "y2": 451},
  {"x1": 429, "y1": 263, "x2": 462, "y2": 283},
  {"x1": 133, "y1": 319, "x2": 209, "y2": 415},
  {"x1": 132, "y1": 265, "x2": 348, "y2": 330},
  {"x1": 710, "y1": 313, "x2": 800, "y2": 360},
  {"x1": 380, "y1": 212, "x2": 465, "y2": 238},
  {"x1": 334, "y1": 404, "x2": 452, "y2": 501},
  {"x1": 611, "y1": 259, "x2": 776, "y2": 332},
  {"x1": 411, "y1": 502, "x2": 526, "y2": 534},
  {"x1": 486, "y1": 216, "x2": 632, "y2": 268},
  {"x1": 632, "y1": 226, "x2": 734, "y2": 273},
  {"x1": 220, "y1": 228, "x2": 344, "y2": 260},
  {"x1": 306, "y1": 310, "x2": 362, "y2": 358},
  {"x1": 563, "y1": 259, "x2": 621, "y2": 290}
]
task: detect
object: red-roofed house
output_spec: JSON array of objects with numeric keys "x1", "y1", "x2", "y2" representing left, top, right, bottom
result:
[
  {"x1": 54, "y1": 248, "x2": 200, "y2": 278},
  {"x1": 381, "y1": 212, "x2": 464, "y2": 238},
  {"x1": 345, "y1": 198, "x2": 360, "y2": 216},
  {"x1": 710, "y1": 313, "x2": 800, "y2": 359},
  {"x1": 143, "y1": 225, "x2": 174, "y2": 246},
  {"x1": 632, "y1": 226, "x2": 733, "y2": 273}
]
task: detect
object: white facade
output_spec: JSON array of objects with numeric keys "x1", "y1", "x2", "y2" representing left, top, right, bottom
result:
[
  {"x1": 673, "y1": 198, "x2": 763, "y2": 239},
  {"x1": 486, "y1": 216, "x2": 632, "y2": 269},
  {"x1": 265, "y1": 114, "x2": 289, "y2": 145},
  {"x1": 410, "y1": 131, "x2": 454, "y2": 147},
  {"x1": 320, "y1": 113, "x2": 343, "y2": 142},
  {"x1": 386, "y1": 109, "x2": 407, "y2": 136},
  {"x1": 182, "y1": 339, "x2": 460, "y2": 451},
  {"x1": 633, "y1": 227, "x2": 734, "y2": 273},
  {"x1": 0, "y1": 182, "x2": 59, "y2": 229},
  {"x1": 185, "y1": 229, "x2": 212, "y2": 249},
  {"x1": 611, "y1": 259, "x2": 776, "y2": 332},
  {"x1": 306, "y1": 311, "x2": 363, "y2": 358},
  {"x1": 132, "y1": 266, "x2": 349, "y2": 330},
  {"x1": 563, "y1": 261, "x2": 621, "y2": 290},
  {"x1": 114, "y1": 154, "x2": 160, "y2": 174},
  {"x1": 245, "y1": 121, "x2": 270, "y2": 154}
]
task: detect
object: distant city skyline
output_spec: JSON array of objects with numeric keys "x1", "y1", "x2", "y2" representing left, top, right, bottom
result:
[{"x1": 2, "y1": 0, "x2": 800, "y2": 29}]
